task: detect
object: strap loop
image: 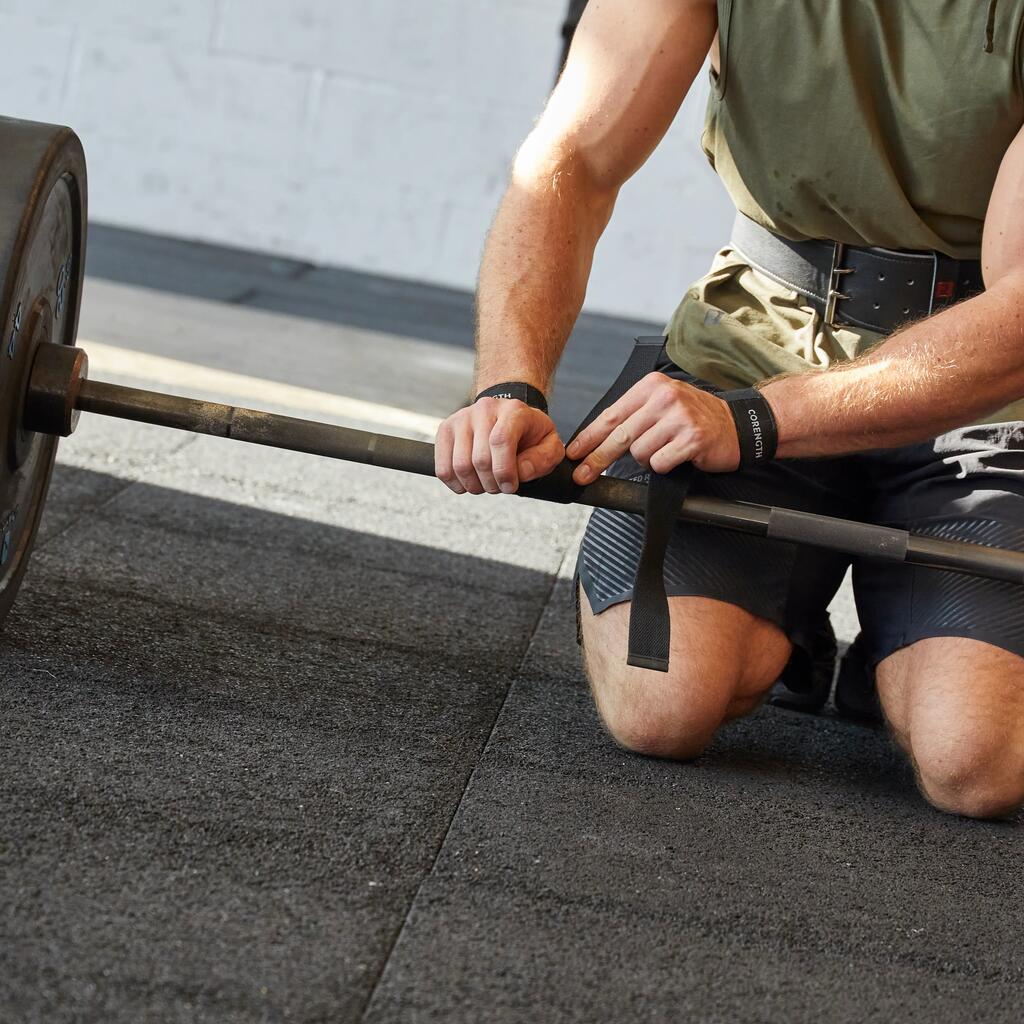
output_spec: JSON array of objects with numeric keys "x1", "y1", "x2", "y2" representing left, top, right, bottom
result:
[
  {"x1": 720, "y1": 387, "x2": 779, "y2": 466},
  {"x1": 475, "y1": 381, "x2": 548, "y2": 414},
  {"x1": 567, "y1": 336, "x2": 691, "y2": 672}
]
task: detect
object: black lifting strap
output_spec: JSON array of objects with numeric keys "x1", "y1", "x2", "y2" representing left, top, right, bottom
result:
[
  {"x1": 626, "y1": 462, "x2": 693, "y2": 671},
  {"x1": 567, "y1": 336, "x2": 695, "y2": 673}
]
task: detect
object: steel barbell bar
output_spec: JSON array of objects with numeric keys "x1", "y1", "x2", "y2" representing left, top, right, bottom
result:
[{"x1": 23, "y1": 341, "x2": 1024, "y2": 587}]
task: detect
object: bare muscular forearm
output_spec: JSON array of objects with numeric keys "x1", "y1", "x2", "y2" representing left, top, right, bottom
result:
[
  {"x1": 762, "y1": 270, "x2": 1024, "y2": 457},
  {"x1": 473, "y1": 151, "x2": 615, "y2": 396},
  {"x1": 436, "y1": 0, "x2": 716, "y2": 498},
  {"x1": 470, "y1": 0, "x2": 717, "y2": 399}
]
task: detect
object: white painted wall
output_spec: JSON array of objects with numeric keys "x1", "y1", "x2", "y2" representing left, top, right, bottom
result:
[{"x1": 0, "y1": 1, "x2": 734, "y2": 322}]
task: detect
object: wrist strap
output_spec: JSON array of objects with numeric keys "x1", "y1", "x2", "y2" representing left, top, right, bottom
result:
[
  {"x1": 720, "y1": 387, "x2": 779, "y2": 467},
  {"x1": 475, "y1": 381, "x2": 548, "y2": 414}
]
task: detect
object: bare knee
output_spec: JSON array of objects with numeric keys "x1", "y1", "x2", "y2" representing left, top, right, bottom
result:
[
  {"x1": 592, "y1": 662, "x2": 744, "y2": 761},
  {"x1": 578, "y1": 588, "x2": 787, "y2": 762},
  {"x1": 602, "y1": 695, "x2": 720, "y2": 761},
  {"x1": 877, "y1": 639, "x2": 1024, "y2": 819},
  {"x1": 914, "y1": 741, "x2": 1024, "y2": 820}
]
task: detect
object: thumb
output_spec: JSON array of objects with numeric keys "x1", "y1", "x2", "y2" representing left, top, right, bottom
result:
[{"x1": 517, "y1": 432, "x2": 566, "y2": 482}]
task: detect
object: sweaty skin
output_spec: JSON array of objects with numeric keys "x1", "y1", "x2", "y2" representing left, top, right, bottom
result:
[{"x1": 435, "y1": 0, "x2": 1024, "y2": 492}]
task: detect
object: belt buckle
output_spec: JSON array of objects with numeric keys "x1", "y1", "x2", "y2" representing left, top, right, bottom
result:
[{"x1": 823, "y1": 241, "x2": 854, "y2": 328}]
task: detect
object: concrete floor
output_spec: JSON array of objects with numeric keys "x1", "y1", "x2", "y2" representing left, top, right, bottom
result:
[{"x1": 1, "y1": 267, "x2": 1020, "y2": 1023}]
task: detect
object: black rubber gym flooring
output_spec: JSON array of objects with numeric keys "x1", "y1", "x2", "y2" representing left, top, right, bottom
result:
[{"x1": 1, "y1": 230, "x2": 1021, "y2": 1022}]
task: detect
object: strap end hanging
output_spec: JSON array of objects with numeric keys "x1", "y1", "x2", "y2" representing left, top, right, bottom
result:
[
  {"x1": 626, "y1": 653, "x2": 671, "y2": 673},
  {"x1": 625, "y1": 463, "x2": 695, "y2": 672}
]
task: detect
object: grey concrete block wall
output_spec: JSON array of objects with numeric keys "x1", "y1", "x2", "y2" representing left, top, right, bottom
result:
[{"x1": 0, "y1": 1, "x2": 734, "y2": 321}]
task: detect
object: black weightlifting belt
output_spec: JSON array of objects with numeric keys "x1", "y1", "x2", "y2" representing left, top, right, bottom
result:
[{"x1": 731, "y1": 214, "x2": 984, "y2": 335}]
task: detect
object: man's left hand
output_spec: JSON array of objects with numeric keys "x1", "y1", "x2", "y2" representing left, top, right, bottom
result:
[{"x1": 566, "y1": 372, "x2": 740, "y2": 484}]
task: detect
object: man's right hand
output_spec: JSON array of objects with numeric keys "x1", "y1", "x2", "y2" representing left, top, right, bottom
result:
[{"x1": 434, "y1": 397, "x2": 565, "y2": 495}]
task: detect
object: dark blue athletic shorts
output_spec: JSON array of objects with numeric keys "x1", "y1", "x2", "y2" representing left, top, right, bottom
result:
[{"x1": 576, "y1": 360, "x2": 1024, "y2": 673}]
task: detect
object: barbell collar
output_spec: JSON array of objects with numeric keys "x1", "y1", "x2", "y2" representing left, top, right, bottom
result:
[{"x1": 22, "y1": 340, "x2": 88, "y2": 437}]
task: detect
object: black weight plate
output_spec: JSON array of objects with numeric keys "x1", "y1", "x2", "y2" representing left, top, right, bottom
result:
[{"x1": 0, "y1": 116, "x2": 87, "y2": 631}]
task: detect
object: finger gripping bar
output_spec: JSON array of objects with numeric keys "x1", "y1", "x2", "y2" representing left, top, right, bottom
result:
[{"x1": 767, "y1": 507, "x2": 909, "y2": 561}]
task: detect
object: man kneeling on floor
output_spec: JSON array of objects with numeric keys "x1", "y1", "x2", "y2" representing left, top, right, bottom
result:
[{"x1": 433, "y1": 0, "x2": 1024, "y2": 820}]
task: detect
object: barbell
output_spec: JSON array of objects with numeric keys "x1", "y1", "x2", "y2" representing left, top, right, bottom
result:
[{"x1": 1, "y1": 115, "x2": 1023, "y2": 633}]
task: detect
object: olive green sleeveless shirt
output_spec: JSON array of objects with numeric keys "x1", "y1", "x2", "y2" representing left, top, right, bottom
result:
[
  {"x1": 703, "y1": 0, "x2": 1024, "y2": 255},
  {"x1": 665, "y1": 0, "x2": 1024, "y2": 424}
]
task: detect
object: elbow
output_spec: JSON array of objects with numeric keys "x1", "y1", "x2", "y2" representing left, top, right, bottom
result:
[
  {"x1": 984, "y1": 262, "x2": 1024, "y2": 298},
  {"x1": 511, "y1": 130, "x2": 620, "y2": 223},
  {"x1": 980, "y1": 223, "x2": 1024, "y2": 292}
]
